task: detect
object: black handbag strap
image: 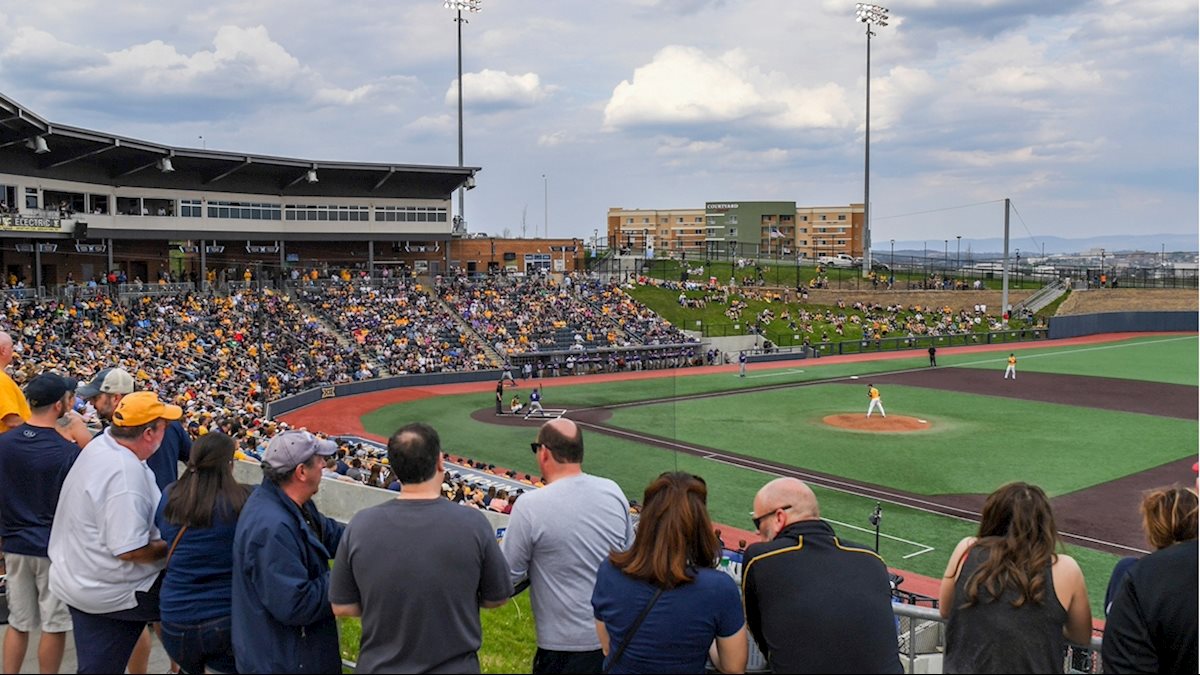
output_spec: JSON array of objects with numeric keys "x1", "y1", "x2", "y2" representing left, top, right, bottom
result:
[{"x1": 603, "y1": 586, "x2": 665, "y2": 674}]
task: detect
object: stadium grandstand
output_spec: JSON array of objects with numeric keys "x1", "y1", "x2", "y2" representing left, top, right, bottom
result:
[{"x1": 0, "y1": 90, "x2": 477, "y2": 288}]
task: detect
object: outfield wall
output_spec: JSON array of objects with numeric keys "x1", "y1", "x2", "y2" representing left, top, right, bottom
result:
[
  {"x1": 1048, "y1": 311, "x2": 1198, "y2": 338},
  {"x1": 266, "y1": 369, "x2": 503, "y2": 418}
]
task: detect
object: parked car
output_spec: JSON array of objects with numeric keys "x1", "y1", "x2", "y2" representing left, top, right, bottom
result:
[{"x1": 818, "y1": 253, "x2": 857, "y2": 268}]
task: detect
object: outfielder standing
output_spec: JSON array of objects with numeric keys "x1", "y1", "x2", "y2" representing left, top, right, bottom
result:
[
  {"x1": 739, "y1": 351, "x2": 747, "y2": 378},
  {"x1": 866, "y1": 384, "x2": 886, "y2": 418},
  {"x1": 1004, "y1": 353, "x2": 1017, "y2": 380}
]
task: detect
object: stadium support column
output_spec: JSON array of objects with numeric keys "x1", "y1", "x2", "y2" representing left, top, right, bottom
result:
[
  {"x1": 34, "y1": 241, "x2": 41, "y2": 293},
  {"x1": 107, "y1": 239, "x2": 114, "y2": 274},
  {"x1": 200, "y1": 241, "x2": 206, "y2": 291},
  {"x1": 368, "y1": 240, "x2": 375, "y2": 277},
  {"x1": 279, "y1": 241, "x2": 285, "y2": 276}
]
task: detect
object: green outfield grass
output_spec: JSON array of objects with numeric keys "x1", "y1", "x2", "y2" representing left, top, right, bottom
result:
[
  {"x1": 355, "y1": 334, "x2": 1197, "y2": 653},
  {"x1": 607, "y1": 383, "x2": 1197, "y2": 496},
  {"x1": 957, "y1": 334, "x2": 1197, "y2": 385}
]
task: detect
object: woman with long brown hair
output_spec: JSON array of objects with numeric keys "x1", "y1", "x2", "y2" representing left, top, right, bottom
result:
[
  {"x1": 939, "y1": 481, "x2": 1092, "y2": 673},
  {"x1": 591, "y1": 472, "x2": 747, "y2": 674},
  {"x1": 154, "y1": 432, "x2": 252, "y2": 674}
]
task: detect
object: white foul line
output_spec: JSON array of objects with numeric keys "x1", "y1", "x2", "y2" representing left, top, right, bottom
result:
[
  {"x1": 571, "y1": 417, "x2": 1152, "y2": 555},
  {"x1": 825, "y1": 518, "x2": 936, "y2": 560},
  {"x1": 746, "y1": 369, "x2": 805, "y2": 379}
]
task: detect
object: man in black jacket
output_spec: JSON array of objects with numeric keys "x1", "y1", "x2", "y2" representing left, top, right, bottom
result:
[
  {"x1": 742, "y1": 478, "x2": 901, "y2": 674},
  {"x1": 1102, "y1": 539, "x2": 1197, "y2": 674}
]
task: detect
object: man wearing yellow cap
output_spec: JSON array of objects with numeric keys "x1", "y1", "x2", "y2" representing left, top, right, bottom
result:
[{"x1": 48, "y1": 392, "x2": 183, "y2": 673}]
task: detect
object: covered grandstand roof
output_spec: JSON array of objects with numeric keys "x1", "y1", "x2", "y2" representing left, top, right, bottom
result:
[{"x1": 0, "y1": 91, "x2": 478, "y2": 199}]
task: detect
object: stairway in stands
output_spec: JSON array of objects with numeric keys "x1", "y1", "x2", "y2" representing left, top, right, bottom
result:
[
  {"x1": 427, "y1": 286, "x2": 505, "y2": 368},
  {"x1": 292, "y1": 291, "x2": 392, "y2": 377}
]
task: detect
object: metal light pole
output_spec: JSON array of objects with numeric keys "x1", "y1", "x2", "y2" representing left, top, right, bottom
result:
[
  {"x1": 855, "y1": 4, "x2": 888, "y2": 278},
  {"x1": 956, "y1": 235, "x2": 961, "y2": 272},
  {"x1": 445, "y1": 0, "x2": 483, "y2": 233},
  {"x1": 889, "y1": 238, "x2": 894, "y2": 277}
]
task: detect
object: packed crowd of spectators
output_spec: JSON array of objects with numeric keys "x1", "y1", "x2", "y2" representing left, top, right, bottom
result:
[
  {"x1": 296, "y1": 279, "x2": 492, "y2": 375},
  {"x1": 438, "y1": 272, "x2": 696, "y2": 358}
]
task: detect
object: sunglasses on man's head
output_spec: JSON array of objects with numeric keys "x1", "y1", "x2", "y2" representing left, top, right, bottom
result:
[{"x1": 530, "y1": 441, "x2": 542, "y2": 454}]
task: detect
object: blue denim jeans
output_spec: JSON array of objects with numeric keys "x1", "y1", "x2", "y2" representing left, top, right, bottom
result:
[{"x1": 160, "y1": 615, "x2": 236, "y2": 674}]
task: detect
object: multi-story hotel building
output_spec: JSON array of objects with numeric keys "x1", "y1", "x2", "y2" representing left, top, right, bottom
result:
[{"x1": 607, "y1": 202, "x2": 864, "y2": 260}]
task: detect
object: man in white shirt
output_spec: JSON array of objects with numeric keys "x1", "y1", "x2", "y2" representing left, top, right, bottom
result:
[
  {"x1": 502, "y1": 418, "x2": 634, "y2": 674},
  {"x1": 48, "y1": 391, "x2": 182, "y2": 674}
]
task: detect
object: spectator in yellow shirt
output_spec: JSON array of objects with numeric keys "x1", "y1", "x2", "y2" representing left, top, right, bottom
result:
[{"x1": 0, "y1": 331, "x2": 31, "y2": 432}]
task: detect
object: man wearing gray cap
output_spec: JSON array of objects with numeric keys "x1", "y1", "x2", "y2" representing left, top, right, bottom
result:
[
  {"x1": 77, "y1": 367, "x2": 191, "y2": 490},
  {"x1": 231, "y1": 430, "x2": 345, "y2": 674}
]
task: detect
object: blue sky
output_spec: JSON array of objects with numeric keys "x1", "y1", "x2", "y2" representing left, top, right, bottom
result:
[{"x1": 0, "y1": 0, "x2": 1196, "y2": 244}]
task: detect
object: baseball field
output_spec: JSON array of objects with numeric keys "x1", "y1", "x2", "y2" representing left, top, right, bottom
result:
[{"x1": 287, "y1": 332, "x2": 1198, "y2": 671}]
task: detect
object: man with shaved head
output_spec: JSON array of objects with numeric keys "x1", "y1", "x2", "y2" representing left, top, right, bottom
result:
[
  {"x1": 503, "y1": 417, "x2": 634, "y2": 674},
  {"x1": 742, "y1": 477, "x2": 901, "y2": 673},
  {"x1": 0, "y1": 331, "x2": 31, "y2": 433}
]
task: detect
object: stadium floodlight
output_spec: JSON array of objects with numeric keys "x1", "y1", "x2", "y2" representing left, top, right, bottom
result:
[
  {"x1": 157, "y1": 157, "x2": 175, "y2": 173},
  {"x1": 26, "y1": 136, "x2": 50, "y2": 154},
  {"x1": 444, "y1": 0, "x2": 482, "y2": 235},
  {"x1": 305, "y1": 169, "x2": 319, "y2": 184},
  {"x1": 854, "y1": 3, "x2": 888, "y2": 278}
]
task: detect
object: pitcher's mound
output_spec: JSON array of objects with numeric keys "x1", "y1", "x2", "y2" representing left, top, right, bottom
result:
[{"x1": 823, "y1": 414, "x2": 931, "y2": 433}]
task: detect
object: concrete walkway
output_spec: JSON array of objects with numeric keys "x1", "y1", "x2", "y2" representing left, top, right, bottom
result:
[{"x1": 13, "y1": 627, "x2": 171, "y2": 674}]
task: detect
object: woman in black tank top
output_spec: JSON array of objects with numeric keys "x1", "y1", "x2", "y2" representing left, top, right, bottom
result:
[{"x1": 937, "y1": 482, "x2": 1094, "y2": 673}]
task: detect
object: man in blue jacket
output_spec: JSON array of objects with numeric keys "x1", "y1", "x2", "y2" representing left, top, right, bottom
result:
[{"x1": 231, "y1": 430, "x2": 345, "y2": 673}]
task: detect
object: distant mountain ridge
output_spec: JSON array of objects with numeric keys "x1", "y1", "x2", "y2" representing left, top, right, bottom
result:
[{"x1": 888, "y1": 233, "x2": 1198, "y2": 256}]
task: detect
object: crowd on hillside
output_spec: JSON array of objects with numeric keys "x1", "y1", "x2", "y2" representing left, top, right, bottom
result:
[{"x1": 635, "y1": 273, "x2": 1029, "y2": 342}]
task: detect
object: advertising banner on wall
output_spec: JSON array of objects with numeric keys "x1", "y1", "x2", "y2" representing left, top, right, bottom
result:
[{"x1": 0, "y1": 215, "x2": 64, "y2": 233}]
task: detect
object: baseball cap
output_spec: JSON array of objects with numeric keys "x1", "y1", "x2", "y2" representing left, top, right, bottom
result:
[
  {"x1": 112, "y1": 391, "x2": 183, "y2": 427},
  {"x1": 77, "y1": 367, "x2": 135, "y2": 398},
  {"x1": 263, "y1": 430, "x2": 338, "y2": 472},
  {"x1": 24, "y1": 373, "x2": 79, "y2": 408}
]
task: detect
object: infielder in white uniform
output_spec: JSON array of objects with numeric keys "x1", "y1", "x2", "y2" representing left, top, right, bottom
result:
[{"x1": 1004, "y1": 353, "x2": 1017, "y2": 379}]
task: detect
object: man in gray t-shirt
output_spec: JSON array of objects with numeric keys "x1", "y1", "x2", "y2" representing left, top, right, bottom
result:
[
  {"x1": 503, "y1": 418, "x2": 634, "y2": 674},
  {"x1": 331, "y1": 423, "x2": 510, "y2": 674}
]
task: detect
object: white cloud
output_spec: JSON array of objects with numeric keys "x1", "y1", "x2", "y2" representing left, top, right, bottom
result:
[
  {"x1": 445, "y1": 70, "x2": 553, "y2": 111},
  {"x1": 0, "y1": 24, "x2": 405, "y2": 112},
  {"x1": 537, "y1": 130, "x2": 569, "y2": 147},
  {"x1": 603, "y1": 46, "x2": 854, "y2": 132},
  {"x1": 404, "y1": 114, "x2": 455, "y2": 135}
]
